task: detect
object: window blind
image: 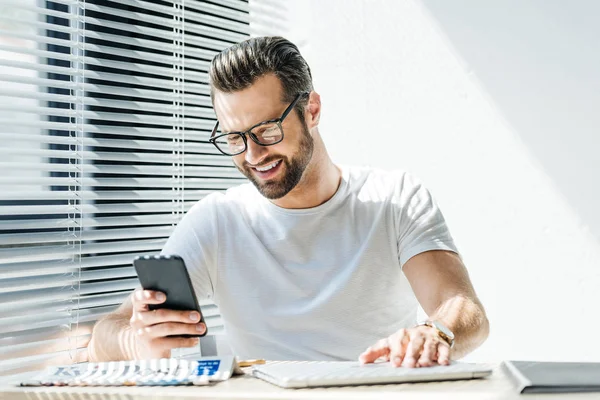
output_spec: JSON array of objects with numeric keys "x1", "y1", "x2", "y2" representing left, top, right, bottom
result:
[{"x1": 0, "y1": 0, "x2": 249, "y2": 375}]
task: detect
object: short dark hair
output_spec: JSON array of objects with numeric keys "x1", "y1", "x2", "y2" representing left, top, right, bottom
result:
[{"x1": 209, "y1": 36, "x2": 313, "y2": 116}]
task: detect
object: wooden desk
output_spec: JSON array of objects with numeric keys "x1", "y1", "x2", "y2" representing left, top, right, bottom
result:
[{"x1": 1, "y1": 365, "x2": 597, "y2": 400}]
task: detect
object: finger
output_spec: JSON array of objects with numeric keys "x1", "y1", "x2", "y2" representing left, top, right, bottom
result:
[
  {"x1": 437, "y1": 342, "x2": 451, "y2": 366},
  {"x1": 137, "y1": 322, "x2": 207, "y2": 339},
  {"x1": 359, "y1": 338, "x2": 390, "y2": 364},
  {"x1": 417, "y1": 337, "x2": 440, "y2": 367},
  {"x1": 402, "y1": 332, "x2": 426, "y2": 368},
  {"x1": 136, "y1": 309, "x2": 202, "y2": 326},
  {"x1": 132, "y1": 290, "x2": 166, "y2": 310},
  {"x1": 388, "y1": 329, "x2": 410, "y2": 367}
]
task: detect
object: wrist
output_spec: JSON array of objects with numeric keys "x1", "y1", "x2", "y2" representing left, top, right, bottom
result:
[
  {"x1": 417, "y1": 319, "x2": 455, "y2": 348},
  {"x1": 126, "y1": 325, "x2": 142, "y2": 360}
]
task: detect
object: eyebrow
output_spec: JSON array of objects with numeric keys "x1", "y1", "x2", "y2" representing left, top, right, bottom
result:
[{"x1": 220, "y1": 108, "x2": 283, "y2": 135}]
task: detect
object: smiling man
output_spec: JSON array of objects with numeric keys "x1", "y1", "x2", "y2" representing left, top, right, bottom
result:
[{"x1": 89, "y1": 36, "x2": 489, "y2": 368}]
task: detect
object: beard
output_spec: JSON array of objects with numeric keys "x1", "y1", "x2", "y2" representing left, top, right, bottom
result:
[{"x1": 236, "y1": 121, "x2": 314, "y2": 200}]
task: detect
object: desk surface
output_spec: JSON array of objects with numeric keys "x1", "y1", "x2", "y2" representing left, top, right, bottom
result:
[{"x1": 1, "y1": 365, "x2": 598, "y2": 400}]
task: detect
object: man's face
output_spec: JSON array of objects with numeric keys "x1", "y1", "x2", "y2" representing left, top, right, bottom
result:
[{"x1": 212, "y1": 75, "x2": 314, "y2": 199}]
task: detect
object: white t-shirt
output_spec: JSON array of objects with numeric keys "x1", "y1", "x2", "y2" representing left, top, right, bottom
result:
[{"x1": 161, "y1": 166, "x2": 458, "y2": 361}]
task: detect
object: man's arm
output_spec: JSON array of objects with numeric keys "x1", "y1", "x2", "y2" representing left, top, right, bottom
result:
[
  {"x1": 403, "y1": 249, "x2": 489, "y2": 359},
  {"x1": 360, "y1": 250, "x2": 489, "y2": 367}
]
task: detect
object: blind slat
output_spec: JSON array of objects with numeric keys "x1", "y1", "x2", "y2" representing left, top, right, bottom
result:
[
  {"x1": 1, "y1": 280, "x2": 140, "y2": 306},
  {"x1": 0, "y1": 59, "x2": 211, "y2": 88},
  {"x1": 0, "y1": 123, "x2": 214, "y2": 141},
  {"x1": 188, "y1": 0, "x2": 249, "y2": 20},
  {"x1": 0, "y1": 190, "x2": 219, "y2": 202},
  {"x1": 0, "y1": 293, "x2": 130, "y2": 319},
  {"x1": 1, "y1": 201, "x2": 199, "y2": 216},
  {"x1": 2, "y1": 177, "x2": 241, "y2": 189},
  {"x1": 2, "y1": 106, "x2": 211, "y2": 129},
  {"x1": 1, "y1": 239, "x2": 168, "y2": 263},
  {"x1": 0, "y1": 133, "x2": 219, "y2": 152},
  {"x1": 1, "y1": 227, "x2": 174, "y2": 246},
  {"x1": 1, "y1": 253, "x2": 157, "y2": 280},
  {"x1": 0, "y1": 86, "x2": 212, "y2": 109},
  {"x1": 0, "y1": 148, "x2": 230, "y2": 166},
  {"x1": 0, "y1": 161, "x2": 241, "y2": 178},
  {"x1": 192, "y1": 0, "x2": 249, "y2": 13},
  {"x1": 0, "y1": 115, "x2": 216, "y2": 132},
  {"x1": 0, "y1": 62, "x2": 209, "y2": 90},
  {"x1": 1, "y1": 268, "x2": 136, "y2": 294},
  {"x1": 0, "y1": 215, "x2": 178, "y2": 232}
]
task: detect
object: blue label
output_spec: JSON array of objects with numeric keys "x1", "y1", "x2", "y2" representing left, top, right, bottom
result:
[{"x1": 195, "y1": 360, "x2": 221, "y2": 376}]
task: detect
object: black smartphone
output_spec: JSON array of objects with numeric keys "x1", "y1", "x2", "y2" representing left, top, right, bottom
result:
[{"x1": 133, "y1": 254, "x2": 207, "y2": 338}]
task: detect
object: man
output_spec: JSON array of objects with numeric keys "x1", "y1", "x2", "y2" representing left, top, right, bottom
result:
[{"x1": 89, "y1": 36, "x2": 489, "y2": 368}]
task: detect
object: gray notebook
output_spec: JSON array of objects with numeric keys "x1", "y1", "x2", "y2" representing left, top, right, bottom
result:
[{"x1": 502, "y1": 360, "x2": 600, "y2": 394}]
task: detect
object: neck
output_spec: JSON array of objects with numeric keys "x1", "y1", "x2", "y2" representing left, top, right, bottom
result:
[{"x1": 271, "y1": 131, "x2": 341, "y2": 209}]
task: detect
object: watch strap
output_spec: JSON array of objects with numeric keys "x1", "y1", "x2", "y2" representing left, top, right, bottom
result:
[{"x1": 418, "y1": 320, "x2": 455, "y2": 348}]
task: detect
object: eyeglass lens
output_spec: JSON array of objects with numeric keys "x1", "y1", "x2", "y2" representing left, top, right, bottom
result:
[{"x1": 214, "y1": 122, "x2": 283, "y2": 155}]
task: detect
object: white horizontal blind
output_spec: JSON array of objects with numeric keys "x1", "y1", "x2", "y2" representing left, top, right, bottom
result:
[{"x1": 0, "y1": 0, "x2": 249, "y2": 375}]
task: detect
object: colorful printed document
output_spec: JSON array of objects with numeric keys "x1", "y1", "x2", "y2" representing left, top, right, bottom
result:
[{"x1": 20, "y1": 356, "x2": 243, "y2": 387}]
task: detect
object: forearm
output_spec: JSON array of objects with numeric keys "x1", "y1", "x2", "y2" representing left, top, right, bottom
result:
[
  {"x1": 429, "y1": 294, "x2": 489, "y2": 359},
  {"x1": 87, "y1": 314, "x2": 141, "y2": 362}
]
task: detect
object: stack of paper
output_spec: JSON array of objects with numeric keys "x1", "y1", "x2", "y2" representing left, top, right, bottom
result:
[{"x1": 20, "y1": 356, "x2": 242, "y2": 387}]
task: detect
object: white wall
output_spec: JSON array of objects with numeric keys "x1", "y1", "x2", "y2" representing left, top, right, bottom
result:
[{"x1": 251, "y1": 0, "x2": 600, "y2": 363}]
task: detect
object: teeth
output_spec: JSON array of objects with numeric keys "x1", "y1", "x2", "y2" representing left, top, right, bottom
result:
[{"x1": 255, "y1": 161, "x2": 279, "y2": 172}]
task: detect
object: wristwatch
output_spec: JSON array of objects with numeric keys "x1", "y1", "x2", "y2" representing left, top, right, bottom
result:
[{"x1": 418, "y1": 320, "x2": 455, "y2": 348}]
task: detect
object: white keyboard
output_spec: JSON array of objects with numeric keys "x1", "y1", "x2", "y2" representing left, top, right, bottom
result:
[{"x1": 252, "y1": 361, "x2": 493, "y2": 388}]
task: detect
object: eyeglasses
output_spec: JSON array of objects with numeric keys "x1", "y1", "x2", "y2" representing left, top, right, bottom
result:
[{"x1": 209, "y1": 92, "x2": 310, "y2": 156}]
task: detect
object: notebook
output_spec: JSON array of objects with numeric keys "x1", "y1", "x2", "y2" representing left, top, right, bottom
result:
[
  {"x1": 502, "y1": 360, "x2": 600, "y2": 394},
  {"x1": 20, "y1": 356, "x2": 243, "y2": 387},
  {"x1": 252, "y1": 360, "x2": 492, "y2": 388}
]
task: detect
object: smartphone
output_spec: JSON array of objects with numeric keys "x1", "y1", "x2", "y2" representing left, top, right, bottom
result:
[{"x1": 133, "y1": 254, "x2": 207, "y2": 337}]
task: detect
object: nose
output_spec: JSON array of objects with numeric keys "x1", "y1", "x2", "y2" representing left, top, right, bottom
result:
[{"x1": 244, "y1": 137, "x2": 268, "y2": 166}]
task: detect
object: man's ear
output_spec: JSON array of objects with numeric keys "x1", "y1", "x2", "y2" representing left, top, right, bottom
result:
[{"x1": 306, "y1": 91, "x2": 321, "y2": 130}]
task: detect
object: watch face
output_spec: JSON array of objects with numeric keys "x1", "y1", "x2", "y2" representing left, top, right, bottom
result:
[{"x1": 432, "y1": 321, "x2": 454, "y2": 340}]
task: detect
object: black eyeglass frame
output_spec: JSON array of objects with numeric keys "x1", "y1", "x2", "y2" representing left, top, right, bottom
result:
[{"x1": 209, "y1": 92, "x2": 310, "y2": 156}]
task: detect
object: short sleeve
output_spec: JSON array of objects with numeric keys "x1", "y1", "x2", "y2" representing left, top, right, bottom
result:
[
  {"x1": 395, "y1": 172, "x2": 459, "y2": 268},
  {"x1": 160, "y1": 193, "x2": 220, "y2": 300}
]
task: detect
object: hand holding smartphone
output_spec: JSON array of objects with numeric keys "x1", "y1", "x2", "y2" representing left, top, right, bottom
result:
[{"x1": 133, "y1": 255, "x2": 207, "y2": 338}]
